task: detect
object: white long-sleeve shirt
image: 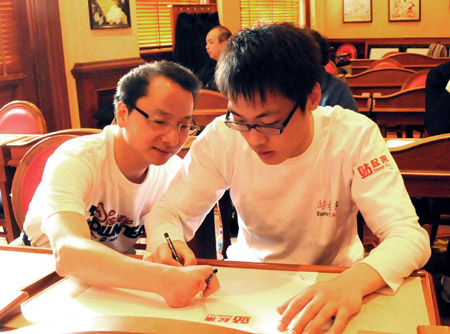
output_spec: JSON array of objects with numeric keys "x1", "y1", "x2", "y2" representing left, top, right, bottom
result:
[{"x1": 146, "y1": 106, "x2": 431, "y2": 292}]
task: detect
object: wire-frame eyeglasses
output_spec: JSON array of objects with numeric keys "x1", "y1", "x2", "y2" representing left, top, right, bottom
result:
[{"x1": 133, "y1": 105, "x2": 199, "y2": 135}]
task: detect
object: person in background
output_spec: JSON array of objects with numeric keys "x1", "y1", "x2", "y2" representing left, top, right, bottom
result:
[
  {"x1": 145, "y1": 23, "x2": 430, "y2": 334},
  {"x1": 425, "y1": 61, "x2": 450, "y2": 136},
  {"x1": 310, "y1": 29, "x2": 359, "y2": 112},
  {"x1": 197, "y1": 25, "x2": 232, "y2": 91},
  {"x1": 20, "y1": 61, "x2": 219, "y2": 307},
  {"x1": 424, "y1": 60, "x2": 450, "y2": 309}
]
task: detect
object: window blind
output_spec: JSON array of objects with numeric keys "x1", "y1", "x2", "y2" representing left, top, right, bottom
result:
[
  {"x1": 240, "y1": 0, "x2": 299, "y2": 28},
  {"x1": 136, "y1": 0, "x2": 201, "y2": 49},
  {"x1": 0, "y1": 0, "x2": 21, "y2": 76}
]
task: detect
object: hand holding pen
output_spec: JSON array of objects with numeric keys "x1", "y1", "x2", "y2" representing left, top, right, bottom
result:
[
  {"x1": 164, "y1": 232, "x2": 183, "y2": 264},
  {"x1": 148, "y1": 233, "x2": 220, "y2": 306},
  {"x1": 165, "y1": 232, "x2": 218, "y2": 286}
]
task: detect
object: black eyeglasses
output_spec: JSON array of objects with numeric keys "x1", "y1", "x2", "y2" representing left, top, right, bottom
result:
[
  {"x1": 133, "y1": 105, "x2": 199, "y2": 135},
  {"x1": 224, "y1": 103, "x2": 299, "y2": 135}
]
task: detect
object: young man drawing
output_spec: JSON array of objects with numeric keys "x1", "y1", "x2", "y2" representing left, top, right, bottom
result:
[
  {"x1": 22, "y1": 61, "x2": 219, "y2": 307},
  {"x1": 145, "y1": 24, "x2": 430, "y2": 333}
]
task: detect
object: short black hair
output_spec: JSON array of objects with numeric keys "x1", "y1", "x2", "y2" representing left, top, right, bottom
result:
[
  {"x1": 215, "y1": 23, "x2": 321, "y2": 112},
  {"x1": 210, "y1": 25, "x2": 232, "y2": 43},
  {"x1": 114, "y1": 61, "x2": 201, "y2": 112},
  {"x1": 309, "y1": 29, "x2": 330, "y2": 66}
]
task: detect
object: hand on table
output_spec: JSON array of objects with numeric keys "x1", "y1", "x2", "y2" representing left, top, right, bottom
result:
[
  {"x1": 277, "y1": 263, "x2": 385, "y2": 334},
  {"x1": 277, "y1": 276, "x2": 362, "y2": 334}
]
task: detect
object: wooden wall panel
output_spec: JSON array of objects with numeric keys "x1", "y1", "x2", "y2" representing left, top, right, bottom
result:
[{"x1": 71, "y1": 58, "x2": 145, "y2": 129}]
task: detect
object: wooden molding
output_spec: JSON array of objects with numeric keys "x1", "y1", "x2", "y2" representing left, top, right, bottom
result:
[{"x1": 71, "y1": 57, "x2": 145, "y2": 128}]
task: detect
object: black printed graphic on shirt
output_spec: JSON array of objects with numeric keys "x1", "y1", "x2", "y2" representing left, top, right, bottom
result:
[{"x1": 86, "y1": 203, "x2": 145, "y2": 243}]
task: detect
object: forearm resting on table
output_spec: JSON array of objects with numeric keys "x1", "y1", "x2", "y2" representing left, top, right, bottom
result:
[
  {"x1": 45, "y1": 212, "x2": 176, "y2": 294},
  {"x1": 339, "y1": 262, "x2": 387, "y2": 296}
]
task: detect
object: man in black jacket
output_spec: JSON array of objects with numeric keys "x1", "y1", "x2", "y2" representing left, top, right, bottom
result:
[
  {"x1": 197, "y1": 25, "x2": 231, "y2": 91},
  {"x1": 425, "y1": 61, "x2": 450, "y2": 136},
  {"x1": 424, "y1": 60, "x2": 450, "y2": 312}
]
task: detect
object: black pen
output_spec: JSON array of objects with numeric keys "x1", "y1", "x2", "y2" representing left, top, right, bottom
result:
[
  {"x1": 164, "y1": 232, "x2": 182, "y2": 264},
  {"x1": 205, "y1": 268, "x2": 218, "y2": 286}
]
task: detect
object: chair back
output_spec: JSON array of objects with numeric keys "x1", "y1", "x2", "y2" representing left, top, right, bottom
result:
[
  {"x1": 0, "y1": 100, "x2": 47, "y2": 134},
  {"x1": 367, "y1": 58, "x2": 403, "y2": 70},
  {"x1": 427, "y1": 42, "x2": 448, "y2": 58},
  {"x1": 11, "y1": 135, "x2": 78, "y2": 229},
  {"x1": 195, "y1": 89, "x2": 228, "y2": 109},
  {"x1": 382, "y1": 51, "x2": 402, "y2": 58},
  {"x1": 193, "y1": 89, "x2": 228, "y2": 128},
  {"x1": 336, "y1": 43, "x2": 357, "y2": 59},
  {"x1": 345, "y1": 67, "x2": 415, "y2": 96},
  {"x1": 324, "y1": 60, "x2": 338, "y2": 76},
  {"x1": 401, "y1": 69, "x2": 429, "y2": 90}
]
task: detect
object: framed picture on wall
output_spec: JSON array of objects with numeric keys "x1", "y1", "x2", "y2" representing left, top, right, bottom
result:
[
  {"x1": 388, "y1": 0, "x2": 421, "y2": 22},
  {"x1": 343, "y1": 0, "x2": 372, "y2": 23},
  {"x1": 88, "y1": 0, "x2": 131, "y2": 29}
]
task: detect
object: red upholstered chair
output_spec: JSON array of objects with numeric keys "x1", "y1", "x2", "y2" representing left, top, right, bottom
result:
[
  {"x1": 324, "y1": 60, "x2": 338, "y2": 76},
  {"x1": 401, "y1": 69, "x2": 429, "y2": 90},
  {"x1": 11, "y1": 135, "x2": 78, "y2": 230},
  {"x1": 367, "y1": 58, "x2": 403, "y2": 70},
  {"x1": 0, "y1": 100, "x2": 47, "y2": 134},
  {"x1": 336, "y1": 43, "x2": 357, "y2": 60}
]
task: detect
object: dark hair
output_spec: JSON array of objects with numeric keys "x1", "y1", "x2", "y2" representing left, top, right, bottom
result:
[
  {"x1": 113, "y1": 61, "x2": 201, "y2": 112},
  {"x1": 210, "y1": 25, "x2": 232, "y2": 43},
  {"x1": 215, "y1": 23, "x2": 321, "y2": 112},
  {"x1": 309, "y1": 29, "x2": 330, "y2": 66}
]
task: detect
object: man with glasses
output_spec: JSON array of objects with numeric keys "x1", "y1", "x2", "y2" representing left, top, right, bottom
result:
[
  {"x1": 22, "y1": 61, "x2": 219, "y2": 307},
  {"x1": 146, "y1": 24, "x2": 430, "y2": 333}
]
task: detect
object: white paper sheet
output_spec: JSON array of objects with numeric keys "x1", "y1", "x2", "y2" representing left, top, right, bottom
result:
[
  {"x1": 21, "y1": 267, "x2": 317, "y2": 333},
  {"x1": 386, "y1": 139, "x2": 416, "y2": 148},
  {"x1": 20, "y1": 268, "x2": 431, "y2": 334}
]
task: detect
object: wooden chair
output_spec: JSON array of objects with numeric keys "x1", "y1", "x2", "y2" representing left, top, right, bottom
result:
[
  {"x1": 427, "y1": 42, "x2": 448, "y2": 58},
  {"x1": 195, "y1": 89, "x2": 227, "y2": 109},
  {"x1": 193, "y1": 89, "x2": 228, "y2": 127},
  {"x1": 367, "y1": 58, "x2": 403, "y2": 71},
  {"x1": 353, "y1": 93, "x2": 372, "y2": 114},
  {"x1": 386, "y1": 53, "x2": 448, "y2": 66},
  {"x1": 351, "y1": 54, "x2": 450, "y2": 75},
  {"x1": 399, "y1": 70, "x2": 430, "y2": 137},
  {"x1": 10, "y1": 135, "x2": 78, "y2": 230},
  {"x1": 389, "y1": 134, "x2": 450, "y2": 244},
  {"x1": 382, "y1": 51, "x2": 402, "y2": 58},
  {"x1": 371, "y1": 87, "x2": 425, "y2": 137},
  {"x1": 324, "y1": 60, "x2": 338, "y2": 76},
  {"x1": 345, "y1": 68, "x2": 416, "y2": 95},
  {"x1": 336, "y1": 43, "x2": 357, "y2": 59},
  {"x1": 0, "y1": 100, "x2": 47, "y2": 134},
  {"x1": 401, "y1": 69, "x2": 430, "y2": 90}
]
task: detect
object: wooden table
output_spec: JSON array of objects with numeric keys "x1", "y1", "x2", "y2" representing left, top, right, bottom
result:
[{"x1": 0, "y1": 246, "x2": 441, "y2": 334}]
